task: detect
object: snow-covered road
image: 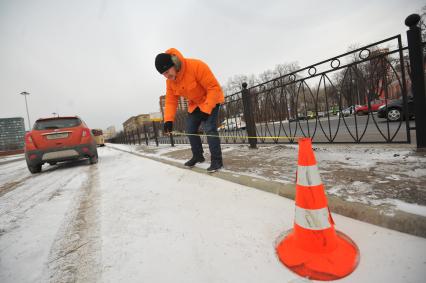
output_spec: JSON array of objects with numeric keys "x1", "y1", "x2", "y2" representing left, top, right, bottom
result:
[{"x1": 1, "y1": 146, "x2": 425, "y2": 282}]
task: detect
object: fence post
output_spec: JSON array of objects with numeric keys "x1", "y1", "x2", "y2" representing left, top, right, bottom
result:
[
  {"x1": 405, "y1": 14, "x2": 426, "y2": 150},
  {"x1": 137, "y1": 127, "x2": 141, "y2": 145},
  {"x1": 144, "y1": 125, "x2": 149, "y2": 145},
  {"x1": 169, "y1": 132, "x2": 175, "y2": 147},
  {"x1": 152, "y1": 121, "x2": 159, "y2": 147},
  {"x1": 241, "y1": 82, "x2": 257, "y2": 148}
]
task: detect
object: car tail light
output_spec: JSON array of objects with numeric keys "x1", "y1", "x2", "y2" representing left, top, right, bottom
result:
[
  {"x1": 25, "y1": 133, "x2": 37, "y2": 150},
  {"x1": 81, "y1": 128, "x2": 90, "y2": 137},
  {"x1": 82, "y1": 147, "x2": 89, "y2": 153},
  {"x1": 29, "y1": 154, "x2": 37, "y2": 160}
]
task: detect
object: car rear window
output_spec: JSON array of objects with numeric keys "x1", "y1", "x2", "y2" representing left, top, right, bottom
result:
[
  {"x1": 91, "y1": 129, "x2": 103, "y2": 136},
  {"x1": 34, "y1": 118, "x2": 82, "y2": 130}
]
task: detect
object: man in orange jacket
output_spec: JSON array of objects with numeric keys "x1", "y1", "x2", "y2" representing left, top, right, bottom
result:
[{"x1": 155, "y1": 48, "x2": 224, "y2": 172}]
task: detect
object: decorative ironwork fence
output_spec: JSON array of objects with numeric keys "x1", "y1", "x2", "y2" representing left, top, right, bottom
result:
[
  {"x1": 112, "y1": 17, "x2": 426, "y2": 147},
  {"x1": 224, "y1": 35, "x2": 413, "y2": 144},
  {"x1": 154, "y1": 35, "x2": 416, "y2": 145}
]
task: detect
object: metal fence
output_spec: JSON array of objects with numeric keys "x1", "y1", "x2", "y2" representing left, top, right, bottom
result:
[
  {"x1": 217, "y1": 35, "x2": 413, "y2": 144},
  {"x1": 113, "y1": 16, "x2": 425, "y2": 148}
]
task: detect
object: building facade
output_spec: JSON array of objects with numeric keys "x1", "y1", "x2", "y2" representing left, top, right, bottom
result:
[
  {"x1": 159, "y1": 95, "x2": 188, "y2": 120},
  {"x1": 0, "y1": 117, "x2": 26, "y2": 151},
  {"x1": 123, "y1": 117, "x2": 137, "y2": 133},
  {"x1": 122, "y1": 114, "x2": 151, "y2": 133},
  {"x1": 135, "y1": 114, "x2": 151, "y2": 126},
  {"x1": 104, "y1": 125, "x2": 117, "y2": 140}
]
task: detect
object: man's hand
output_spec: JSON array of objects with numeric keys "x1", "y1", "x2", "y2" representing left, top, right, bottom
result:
[{"x1": 163, "y1": 121, "x2": 173, "y2": 134}]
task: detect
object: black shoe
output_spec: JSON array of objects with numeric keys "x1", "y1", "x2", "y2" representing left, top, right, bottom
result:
[
  {"x1": 184, "y1": 156, "x2": 205, "y2": 167},
  {"x1": 207, "y1": 160, "x2": 223, "y2": 172}
]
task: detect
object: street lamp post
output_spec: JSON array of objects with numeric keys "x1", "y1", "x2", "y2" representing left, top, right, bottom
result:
[{"x1": 20, "y1": 91, "x2": 31, "y2": 130}]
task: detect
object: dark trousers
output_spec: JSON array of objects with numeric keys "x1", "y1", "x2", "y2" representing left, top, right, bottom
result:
[{"x1": 186, "y1": 104, "x2": 222, "y2": 162}]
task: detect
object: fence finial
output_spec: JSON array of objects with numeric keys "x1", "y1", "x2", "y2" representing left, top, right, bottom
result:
[{"x1": 405, "y1": 14, "x2": 420, "y2": 28}]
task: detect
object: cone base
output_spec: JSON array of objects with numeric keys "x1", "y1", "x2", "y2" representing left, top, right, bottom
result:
[{"x1": 276, "y1": 229, "x2": 360, "y2": 281}]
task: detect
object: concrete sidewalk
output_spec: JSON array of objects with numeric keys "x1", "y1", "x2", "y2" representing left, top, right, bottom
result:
[{"x1": 108, "y1": 142, "x2": 426, "y2": 238}]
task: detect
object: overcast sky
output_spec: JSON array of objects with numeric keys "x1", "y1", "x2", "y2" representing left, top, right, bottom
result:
[{"x1": 0, "y1": 0, "x2": 423, "y2": 131}]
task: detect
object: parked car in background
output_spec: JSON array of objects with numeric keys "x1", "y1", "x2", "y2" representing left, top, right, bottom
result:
[
  {"x1": 91, "y1": 129, "x2": 105, "y2": 146},
  {"x1": 355, "y1": 100, "x2": 387, "y2": 115},
  {"x1": 377, "y1": 96, "x2": 415, "y2": 121},
  {"x1": 338, "y1": 105, "x2": 356, "y2": 117},
  {"x1": 308, "y1": 111, "x2": 327, "y2": 119},
  {"x1": 24, "y1": 116, "x2": 98, "y2": 173},
  {"x1": 306, "y1": 111, "x2": 315, "y2": 119},
  {"x1": 218, "y1": 118, "x2": 247, "y2": 131},
  {"x1": 316, "y1": 111, "x2": 326, "y2": 118},
  {"x1": 294, "y1": 113, "x2": 307, "y2": 120},
  {"x1": 329, "y1": 105, "x2": 339, "y2": 116}
]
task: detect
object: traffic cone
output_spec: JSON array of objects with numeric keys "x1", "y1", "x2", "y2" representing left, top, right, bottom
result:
[{"x1": 276, "y1": 138, "x2": 359, "y2": 281}]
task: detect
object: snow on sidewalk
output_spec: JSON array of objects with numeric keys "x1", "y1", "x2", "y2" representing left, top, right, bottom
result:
[
  {"x1": 108, "y1": 142, "x2": 426, "y2": 219},
  {"x1": 96, "y1": 146, "x2": 426, "y2": 282}
]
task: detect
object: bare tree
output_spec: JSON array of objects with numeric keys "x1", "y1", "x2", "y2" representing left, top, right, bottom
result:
[
  {"x1": 420, "y1": 5, "x2": 426, "y2": 42},
  {"x1": 274, "y1": 62, "x2": 300, "y2": 77},
  {"x1": 223, "y1": 74, "x2": 257, "y2": 96},
  {"x1": 258, "y1": 69, "x2": 275, "y2": 84}
]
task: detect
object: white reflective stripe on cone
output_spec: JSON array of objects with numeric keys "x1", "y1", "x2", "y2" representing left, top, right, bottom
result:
[
  {"x1": 295, "y1": 206, "x2": 331, "y2": 230},
  {"x1": 297, "y1": 165, "x2": 322, "y2": 187}
]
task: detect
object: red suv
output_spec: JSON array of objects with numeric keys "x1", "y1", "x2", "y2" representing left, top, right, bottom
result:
[
  {"x1": 24, "y1": 116, "x2": 98, "y2": 173},
  {"x1": 355, "y1": 100, "x2": 387, "y2": 115}
]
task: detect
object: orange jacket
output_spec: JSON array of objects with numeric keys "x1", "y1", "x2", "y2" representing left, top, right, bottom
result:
[{"x1": 163, "y1": 48, "x2": 224, "y2": 122}]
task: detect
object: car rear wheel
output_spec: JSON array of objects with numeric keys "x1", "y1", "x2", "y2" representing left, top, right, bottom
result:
[
  {"x1": 27, "y1": 163, "x2": 42, "y2": 174},
  {"x1": 387, "y1": 108, "x2": 401, "y2": 121},
  {"x1": 89, "y1": 152, "x2": 98, "y2": 164}
]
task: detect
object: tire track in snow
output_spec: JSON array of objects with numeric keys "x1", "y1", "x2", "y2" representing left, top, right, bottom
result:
[
  {"x1": 0, "y1": 167, "x2": 85, "y2": 239},
  {"x1": 0, "y1": 176, "x2": 32, "y2": 197},
  {"x1": 0, "y1": 160, "x2": 93, "y2": 282},
  {"x1": 46, "y1": 164, "x2": 102, "y2": 283},
  {"x1": 0, "y1": 162, "x2": 87, "y2": 219}
]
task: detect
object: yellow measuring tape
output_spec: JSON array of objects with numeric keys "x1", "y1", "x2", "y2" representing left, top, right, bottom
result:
[{"x1": 171, "y1": 131, "x2": 301, "y2": 140}]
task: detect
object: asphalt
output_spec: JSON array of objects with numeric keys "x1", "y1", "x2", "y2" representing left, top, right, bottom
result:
[{"x1": 109, "y1": 142, "x2": 426, "y2": 238}]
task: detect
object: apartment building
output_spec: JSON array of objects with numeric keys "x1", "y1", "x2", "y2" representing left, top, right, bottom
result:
[
  {"x1": 0, "y1": 117, "x2": 25, "y2": 151},
  {"x1": 122, "y1": 114, "x2": 151, "y2": 133},
  {"x1": 159, "y1": 95, "x2": 188, "y2": 119},
  {"x1": 103, "y1": 125, "x2": 116, "y2": 140}
]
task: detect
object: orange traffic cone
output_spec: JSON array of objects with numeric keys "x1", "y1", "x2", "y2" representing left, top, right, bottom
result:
[{"x1": 276, "y1": 138, "x2": 359, "y2": 281}]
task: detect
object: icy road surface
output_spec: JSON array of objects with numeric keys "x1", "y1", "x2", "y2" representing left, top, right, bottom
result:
[{"x1": 0, "y1": 146, "x2": 425, "y2": 282}]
